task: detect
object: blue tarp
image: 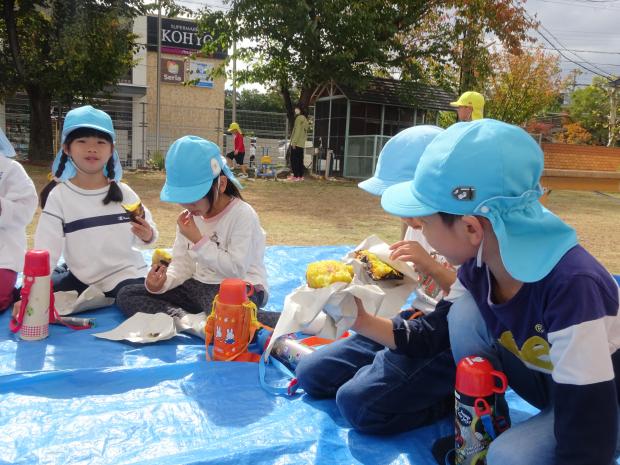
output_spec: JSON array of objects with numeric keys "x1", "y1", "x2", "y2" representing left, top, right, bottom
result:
[{"x1": 1, "y1": 246, "x2": 618, "y2": 465}]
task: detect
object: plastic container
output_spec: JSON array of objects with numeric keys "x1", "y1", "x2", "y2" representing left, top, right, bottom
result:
[
  {"x1": 10, "y1": 250, "x2": 52, "y2": 341},
  {"x1": 454, "y1": 356, "x2": 508, "y2": 465}
]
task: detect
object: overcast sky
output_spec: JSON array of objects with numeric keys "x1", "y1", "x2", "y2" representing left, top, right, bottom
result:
[
  {"x1": 525, "y1": 0, "x2": 620, "y2": 85},
  {"x1": 179, "y1": 0, "x2": 620, "y2": 88}
]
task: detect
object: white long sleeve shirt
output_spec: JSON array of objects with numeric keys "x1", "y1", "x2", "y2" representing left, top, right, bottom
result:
[
  {"x1": 149, "y1": 198, "x2": 268, "y2": 295},
  {"x1": 0, "y1": 156, "x2": 38, "y2": 272},
  {"x1": 34, "y1": 181, "x2": 158, "y2": 292}
]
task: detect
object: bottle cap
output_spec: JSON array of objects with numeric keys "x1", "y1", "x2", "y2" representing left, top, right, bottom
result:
[
  {"x1": 218, "y1": 278, "x2": 254, "y2": 305},
  {"x1": 23, "y1": 250, "x2": 50, "y2": 277},
  {"x1": 455, "y1": 356, "x2": 507, "y2": 397}
]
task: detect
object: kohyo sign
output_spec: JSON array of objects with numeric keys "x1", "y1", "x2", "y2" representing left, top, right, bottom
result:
[{"x1": 147, "y1": 16, "x2": 227, "y2": 58}]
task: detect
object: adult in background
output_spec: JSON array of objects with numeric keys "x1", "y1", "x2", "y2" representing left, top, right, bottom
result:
[
  {"x1": 287, "y1": 105, "x2": 309, "y2": 182},
  {"x1": 450, "y1": 91, "x2": 485, "y2": 122}
]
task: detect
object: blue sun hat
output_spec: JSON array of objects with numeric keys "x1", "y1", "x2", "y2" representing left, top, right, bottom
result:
[
  {"x1": 358, "y1": 125, "x2": 443, "y2": 196},
  {"x1": 0, "y1": 127, "x2": 17, "y2": 158},
  {"x1": 381, "y1": 119, "x2": 578, "y2": 282},
  {"x1": 51, "y1": 105, "x2": 122, "y2": 182},
  {"x1": 160, "y1": 135, "x2": 242, "y2": 203}
]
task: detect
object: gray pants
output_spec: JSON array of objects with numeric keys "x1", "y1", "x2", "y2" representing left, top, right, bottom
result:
[{"x1": 116, "y1": 279, "x2": 280, "y2": 328}]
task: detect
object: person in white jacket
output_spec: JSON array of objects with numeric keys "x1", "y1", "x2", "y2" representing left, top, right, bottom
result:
[
  {"x1": 0, "y1": 128, "x2": 37, "y2": 311},
  {"x1": 116, "y1": 135, "x2": 280, "y2": 328},
  {"x1": 34, "y1": 105, "x2": 157, "y2": 298}
]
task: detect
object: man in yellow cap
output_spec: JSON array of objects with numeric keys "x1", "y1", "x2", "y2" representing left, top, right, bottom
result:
[{"x1": 450, "y1": 91, "x2": 485, "y2": 122}]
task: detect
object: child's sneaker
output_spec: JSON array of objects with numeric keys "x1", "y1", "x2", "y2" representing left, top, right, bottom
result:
[{"x1": 238, "y1": 173, "x2": 248, "y2": 179}]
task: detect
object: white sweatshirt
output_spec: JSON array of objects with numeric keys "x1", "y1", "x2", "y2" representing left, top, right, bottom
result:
[
  {"x1": 34, "y1": 181, "x2": 158, "y2": 292},
  {"x1": 404, "y1": 226, "x2": 453, "y2": 314},
  {"x1": 0, "y1": 156, "x2": 38, "y2": 272},
  {"x1": 149, "y1": 198, "x2": 268, "y2": 295}
]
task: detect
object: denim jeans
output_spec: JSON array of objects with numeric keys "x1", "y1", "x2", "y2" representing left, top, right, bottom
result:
[
  {"x1": 448, "y1": 291, "x2": 620, "y2": 465},
  {"x1": 295, "y1": 330, "x2": 456, "y2": 434}
]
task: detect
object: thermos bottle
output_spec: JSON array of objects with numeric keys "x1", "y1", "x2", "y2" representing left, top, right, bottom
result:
[
  {"x1": 269, "y1": 336, "x2": 315, "y2": 372},
  {"x1": 10, "y1": 250, "x2": 53, "y2": 341},
  {"x1": 454, "y1": 356, "x2": 508, "y2": 465}
]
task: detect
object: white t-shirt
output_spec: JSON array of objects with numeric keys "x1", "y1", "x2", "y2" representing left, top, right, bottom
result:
[
  {"x1": 149, "y1": 198, "x2": 268, "y2": 295},
  {"x1": 404, "y1": 226, "x2": 453, "y2": 313},
  {"x1": 34, "y1": 181, "x2": 158, "y2": 292},
  {"x1": 0, "y1": 156, "x2": 38, "y2": 272}
]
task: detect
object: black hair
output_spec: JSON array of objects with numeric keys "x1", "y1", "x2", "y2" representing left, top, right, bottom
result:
[
  {"x1": 40, "y1": 127, "x2": 123, "y2": 208},
  {"x1": 438, "y1": 212, "x2": 462, "y2": 226},
  {"x1": 204, "y1": 174, "x2": 243, "y2": 213},
  {"x1": 295, "y1": 104, "x2": 308, "y2": 117}
]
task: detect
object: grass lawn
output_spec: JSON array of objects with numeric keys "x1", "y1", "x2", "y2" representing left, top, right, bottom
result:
[{"x1": 23, "y1": 163, "x2": 620, "y2": 274}]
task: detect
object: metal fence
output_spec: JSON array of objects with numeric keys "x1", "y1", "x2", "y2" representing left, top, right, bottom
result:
[{"x1": 4, "y1": 94, "x2": 320, "y2": 173}]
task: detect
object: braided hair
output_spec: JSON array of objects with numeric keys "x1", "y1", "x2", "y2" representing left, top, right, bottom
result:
[
  {"x1": 102, "y1": 155, "x2": 123, "y2": 204},
  {"x1": 39, "y1": 127, "x2": 123, "y2": 208}
]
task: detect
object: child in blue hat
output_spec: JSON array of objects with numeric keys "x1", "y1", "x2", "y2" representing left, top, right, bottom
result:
[
  {"x1": 116, "y1": 135, "x2": 280, "y2": 331},
  {"x1": 34, "y1": 105, "x2": 157, "y2": 298},
  {"x1": 0, "y1": 128, "x2": 37, "y2": 311},
  {"x1": 378, "y1": 119, "x2": 620, "y2": 464},
  {"x1": 296, "y1": 126, "x2": 465, "y2": 434}
]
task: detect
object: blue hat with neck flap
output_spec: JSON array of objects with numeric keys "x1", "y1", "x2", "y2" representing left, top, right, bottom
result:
[
  {"x1": 381, "y1": 119, "x2": 578, "y2": 282},
  {"x1": 0, "y1": 128, "x2": 16, "y2": 158},
  {"x1": 51, "y1": 105, "x2": 122, "y2": 182},
  {"x1": 160, "y1": 135, "x2": 242, "y2": 204}
]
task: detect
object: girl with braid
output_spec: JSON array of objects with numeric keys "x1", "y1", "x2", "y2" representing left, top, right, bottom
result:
[{"x1": 34, "y1": 106, "x2": 158, "y2": 299}]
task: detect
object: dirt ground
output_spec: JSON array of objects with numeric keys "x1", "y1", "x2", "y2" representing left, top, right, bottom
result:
[{"x1": 23, "y1": 164, "x2": 620, "y2": 273}]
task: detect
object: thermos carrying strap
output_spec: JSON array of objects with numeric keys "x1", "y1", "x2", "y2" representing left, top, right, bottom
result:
[
  {"x1": 10, "y1": 278, "x2": 95, "y2": 333},
  {"x1": 9, "y1": 276, "x2": 36, "y2": 333}
]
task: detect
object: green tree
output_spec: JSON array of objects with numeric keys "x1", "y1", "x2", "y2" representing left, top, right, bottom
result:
[
  {"x1": 568, "y1": 76, "x2": 618, "y2": 146},
  {"x1": 0, "y1": 0, "x2": 146, "y2": 161},
  {"x1": 199, "y1": 0, "x2": 435, "y2": 126},
  {"x1": 226, "y1": 89, "x2": 288, "y2": 113},
  {"x1": 484, "y1": 48, "x2": 566, "y2": 125}
]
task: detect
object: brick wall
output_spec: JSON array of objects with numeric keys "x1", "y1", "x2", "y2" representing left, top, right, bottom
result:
[{"x1": 543, "y1": 143, "x2": 620, "y2": 172}]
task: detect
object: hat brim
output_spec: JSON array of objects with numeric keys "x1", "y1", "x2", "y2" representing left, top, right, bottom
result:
[
  {"x1": 160, "y1": 179, "x2": 213, "y2": 204},
  {"x1": 62, "y1": 123, "x2": 116, "y2": 143},
  {"x1": 449, "y1": 101, "x2": 461, "y2": 107},
  {"x1": 358, "y1": 176, "x2": 392, "y2": 196},
  {"x1": 489, "y1": 205, "x2": 578, "y2": 283},
  {"x1": 381, "y1": 181, "x2": 438, "y2": 218}
]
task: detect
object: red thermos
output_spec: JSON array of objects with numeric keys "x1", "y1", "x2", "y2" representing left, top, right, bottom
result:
[{"x1": 454, "y1": 356, "x2": 508, "y2": 465}]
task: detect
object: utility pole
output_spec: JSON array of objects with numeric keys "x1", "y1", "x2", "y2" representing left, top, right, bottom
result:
[
  {"x1": 155, "y1": 0, "x2": 162, "y2": 155},
  {"x1": 608, "y1": 78, "x2": 619, "y2": 147},
  {"x1": 232, "y1": 39, "x2": 237, "y2": 123}
]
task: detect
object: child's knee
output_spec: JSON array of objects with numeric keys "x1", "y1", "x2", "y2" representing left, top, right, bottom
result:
[{"x1": 295, "y1": 353, "x2": 334, "y2": 398}]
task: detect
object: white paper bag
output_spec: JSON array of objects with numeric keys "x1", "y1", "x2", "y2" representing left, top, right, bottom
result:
[
  {"x1": 264, "y1": 235, "x2": 420, "y2": 360},
  {"x1": 94, "y1": 312, "x2": 177, "y2": 343}
]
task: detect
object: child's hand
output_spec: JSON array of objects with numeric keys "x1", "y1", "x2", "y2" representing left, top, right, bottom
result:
[
  {"x1": 389, "y1": 240, "x2": 436, "y2": 276},
  {"x1": 131, "y1": 216, "x2": 154, "y2": 243},
  {"x1": 352, "y1": 296, "x2": 370, "y2": 331},
  {"x1": 177, "y1": 210, "x2": 202, "y2": 244},
  {"x1": 146, "y1": 264, "x2": 167, "y2": 292}
]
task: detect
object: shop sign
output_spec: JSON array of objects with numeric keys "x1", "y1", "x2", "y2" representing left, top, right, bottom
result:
[
  {"x1": 160, "y1": 58, "x2": 185, "y2": 84},
  {"x1": 147, "y1": 16, "x2": 226, "y2": 58},
  {"x1": 188, "y1": 61, "x2": 214, "y2": 88}
]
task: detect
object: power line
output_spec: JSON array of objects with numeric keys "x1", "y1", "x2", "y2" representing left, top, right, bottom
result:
[
  {"x1": 535, "y1": 21, "x2": 613, "y2": 78},
  {"x1": 531, "y1": 0, "x2": 620, "y2": 10},
  {"x1": 519, "y1": 6, "x2": 614, "y2": 80},
  {"x1": 523, "y1": 45, "x2": 620, "y2": 55}
]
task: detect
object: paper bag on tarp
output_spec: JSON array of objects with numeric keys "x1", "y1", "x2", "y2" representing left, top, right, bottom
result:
[
  {"x1": 263, "y1": 235, "x2": 420, "y2": 361},
  {"x1": 263, "y1": 281, "x2": 385, "y2": 361},
  {"x1": 343, "y1": 234, "x2": 420, "y2": 318},
  {"x1": 93, "y1": 311, "x2": 207, "y2": 344}
]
